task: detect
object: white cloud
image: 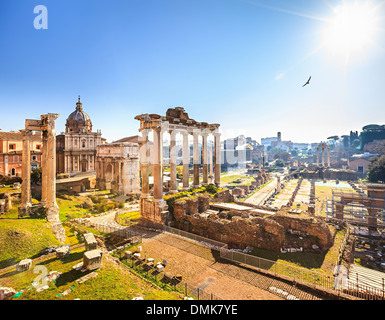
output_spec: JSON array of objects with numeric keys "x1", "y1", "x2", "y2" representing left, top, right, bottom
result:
[{"x1": 275, "y1": 73, "x2": 285, "y2": 80}]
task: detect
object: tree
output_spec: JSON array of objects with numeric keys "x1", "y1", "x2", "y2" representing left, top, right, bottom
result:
[
  {"x1": 275, "y1": 159, "x2": 285, "y2": 167},
  {"x1": 31, "y1": 167, "x2": 42, "y2": 185},
  {"x1": 367, "y1": 155, "x2": 385, "y2": 183}
]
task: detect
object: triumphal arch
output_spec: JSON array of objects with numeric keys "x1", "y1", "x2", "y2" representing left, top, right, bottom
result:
[{"x1": 135, "y1": 107, "x2": 221, "y2": 226}]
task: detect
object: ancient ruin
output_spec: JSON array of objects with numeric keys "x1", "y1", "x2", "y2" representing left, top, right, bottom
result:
[
  {"x1": 18, "y1": 113, "x2": 65, "y2": 243},
  {"x1": 316, "y1": 143, "x2": 331, "y2": 167},
  {"x1": 135, "y1": 107, "x2": 221, "y2": 226},
  {"x1": 96, "y1": 142, "x2": 140, "y2": 197},
  {"x1": 170, "y1": 194, "x2": 334, "y2": 252}
]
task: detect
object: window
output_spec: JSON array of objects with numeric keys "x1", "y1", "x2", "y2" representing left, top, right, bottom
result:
[
  {"x1": 357, "y1": 166, "x2": 364, "y2": 173},
  {"x1": 32, "y1": 155, "x2": 37, "y2": 161},
  {"x1": 36, "y1": 145, "x2": 41, "y2": 150},
  {"x1": 9, "y1": 144, "x2": 15, "y2": 150},
  {"x1": 82, "y1": 140, "x2": 86, "y2": 148}
]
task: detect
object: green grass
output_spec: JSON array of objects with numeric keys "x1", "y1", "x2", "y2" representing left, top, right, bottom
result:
[
  {"x1": 220, "y1": 174, "x2": 253, "y2": 184},
  {"x1": 0, "y1": 185, "x2": 18, "y2": 193},
  {"x1": 248, "y1": 226, "x2": 347, "y2": 277},
  {"x1": 0, "y1": 247, "x2": 181, "y2": 300},
  {"x1": 0, "y1": 207, "x2": 62, "y2": 268},
  {"x1": 56, "y1": 196, "x2": 92, "y2": 222},
  {"x1": 117, "y1": 211, "x2": 141, "y2": 226}
]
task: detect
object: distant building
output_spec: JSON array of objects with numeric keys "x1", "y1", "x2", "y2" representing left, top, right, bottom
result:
[
  {"x1": 360, "y1": 124, "x2": 385, "y2": 151},
  {"x1": 261, "y1": 136, "x2": 278, "y2": 148},
  {"x1": 0, "y1": 130, "x2": 42, "y2": 177},
  {"x1": 349, "y1": 152, "x2": 378, "y2": 179},
  {"x1": 56, "y1": 97, "x2": 105, "y2": 175}
]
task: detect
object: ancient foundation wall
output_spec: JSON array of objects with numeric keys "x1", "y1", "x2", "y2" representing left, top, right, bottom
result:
[{"x1": 171, "y1": 195, "x2": 335, "y2": 252}]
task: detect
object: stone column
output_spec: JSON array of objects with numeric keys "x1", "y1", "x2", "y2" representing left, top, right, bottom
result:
[
  {"x1": 182, "y1": 131, "x2": 189, "y2": 189},
  {"x1": 202, "y1": 132, "x2": 208, "y2": 185},
  {"x1": 18, "y1": 130, "x2": 32, "y2": 217},
  {"x1": 316, "y1": 147, "x2": 319, "y2": 166},
  {"x1": 169, "y1": 130, "x2": 178, "y2": 193},
  {"x1": 41, "y1": 130, "x2": 48, "y2": 206},
  {"x1": 140, "y1": 129, "x2": 150, "y2": 198},
  {"x1": 214, "y1": 132, "x2": 221, "y2": 186},
  {"x1": 192, "y1": 130, "x2": 200, "y2": 188},
  {"x1": 152, "y1": 125, "x2": 163, "y2": 201},
  {"x1": 209, "y1": 144, "x2": 213, "y2": 183},
  {"x1": 43, "y1": 114, "x2": 60, "y2": 222},
  {"x1": 327, "y1": 148, "x2": 331, "y2": 167},
  {"x1": 321, "y1": 148, "x2": 325, "y2": 167}
]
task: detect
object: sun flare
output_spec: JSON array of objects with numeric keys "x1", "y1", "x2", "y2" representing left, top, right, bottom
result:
[{"x1": 322, "y1": 1, "x2": 381, "y2": 59}]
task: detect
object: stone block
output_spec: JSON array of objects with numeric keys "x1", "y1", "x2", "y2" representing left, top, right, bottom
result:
[
  {"x1": 84, "y1": 233, "x2": 98, "y2": 251},
  {"x1": 16, "y1": 259, "x2": 32, "y2": 272},
  {"x1": 56, "y1": 245, "x2": 70, "y2": 259},
  {"x1": 0, "y1": 287, "x2": 16, "y2": 300},
  {"x1": 83, "y1": 249, "x2": 103, "y2": 271}
]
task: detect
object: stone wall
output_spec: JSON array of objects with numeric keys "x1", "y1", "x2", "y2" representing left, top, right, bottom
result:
[
  {"x1": 271, "y1": 213, "x2": 335, "y2": 251},
  {"x1": 171, "y1": 195, "x2": 335, "y2": 252},
  {"x1": 211, "y1": 189, "x2": 234, "y2": 203},
  {"x1": 173, "y1": 211, "x2": 285, "y2": 251}
]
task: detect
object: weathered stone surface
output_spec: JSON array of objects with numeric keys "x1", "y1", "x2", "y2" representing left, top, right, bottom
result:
[
  {"x1": 171, "y1": 195, "x2": 334, "y2": 252},
  {"x1": 16, "y1": 259, "x2": 32, "y2": 272},
  {"x1": 76, "y1": 271, "x2": 98, "y2": 284},
  {"x1": 212, "y1": 190, "x2": 234, "y2": 203},
  {"x1": 84, "y1": 233, "x2": 98, "y2": 251},
  {"x1": 56, "y1": 245, "x2": 70, "y2": 258},
  {"x1": 0, "y1": 287, "x2": 16, "y2": 300},
  {"x1": 271, "y1": 212, "x2": 335, "y2": 251},
  {"x1": 83, "y1": 249, "x2": 103, "y2": 270}
]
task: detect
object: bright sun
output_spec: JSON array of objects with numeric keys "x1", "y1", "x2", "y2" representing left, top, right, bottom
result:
[{"x1": 322, "y1": 1, "x2": 381, "y2": 60}]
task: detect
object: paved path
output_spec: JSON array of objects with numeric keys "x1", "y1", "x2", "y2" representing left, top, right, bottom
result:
[{"x1": 244, "y1": 177, "x2": 278, "y2": 206}]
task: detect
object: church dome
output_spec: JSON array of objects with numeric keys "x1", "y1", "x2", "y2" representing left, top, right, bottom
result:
[{"x1": 65, "y1": 97, "x2": 93, "y2": 133}]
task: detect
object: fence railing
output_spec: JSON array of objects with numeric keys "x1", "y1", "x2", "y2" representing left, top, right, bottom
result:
[
  {"x1": 345, "y1": 281, "x2": 385, "y2": 300},
  {"x1": 220, "y1": 248, "x2": 335, "y2": 290},
  {"x1": 118, "y1": 253, "x2": 223, "y2": 300},
  {"x1": 74, "y1": 219, "x2": 385, "y2": 300}
]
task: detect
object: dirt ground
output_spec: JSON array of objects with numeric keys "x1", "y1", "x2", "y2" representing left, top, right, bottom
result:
[{"x1": 136, "y1": 231, "x2": 285, "y2": 300}]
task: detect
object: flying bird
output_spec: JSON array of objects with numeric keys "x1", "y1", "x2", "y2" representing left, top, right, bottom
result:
[{"x1": 302, "y1": 76, "x2": 311, "y2": 87}]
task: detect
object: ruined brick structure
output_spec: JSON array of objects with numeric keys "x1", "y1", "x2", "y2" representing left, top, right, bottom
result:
[{"x1": 171, "y1": 195, "x2": 335, "y2": 252}]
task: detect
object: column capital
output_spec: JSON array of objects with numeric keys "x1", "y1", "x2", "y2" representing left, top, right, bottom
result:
[{"x1": 20, "y1": 129, "x2": 33, "y2": 138}]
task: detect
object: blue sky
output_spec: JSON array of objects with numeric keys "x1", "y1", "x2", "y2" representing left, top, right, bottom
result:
[{"x1": 0, "y1": 0, "x2": 384, "y2": 143}]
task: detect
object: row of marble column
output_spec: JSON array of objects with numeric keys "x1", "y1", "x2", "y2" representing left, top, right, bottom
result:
[
  {"x1": 316, "y1": 146, "x2": 331, "y2": 167},
  {"x1": 140, "y1": 127, "x2": 221, "y2": 201},
  {"x1": 19, "y1": 115, "x2": 59, "y2": 220}
]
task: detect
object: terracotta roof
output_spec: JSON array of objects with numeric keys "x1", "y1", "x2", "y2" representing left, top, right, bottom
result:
[
  {"x1": 113, "y1": 135, "x2": 142, "y2": 144},
  {"x1": 0, "y1": 131, "x2": 42, "y2": 142}
]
